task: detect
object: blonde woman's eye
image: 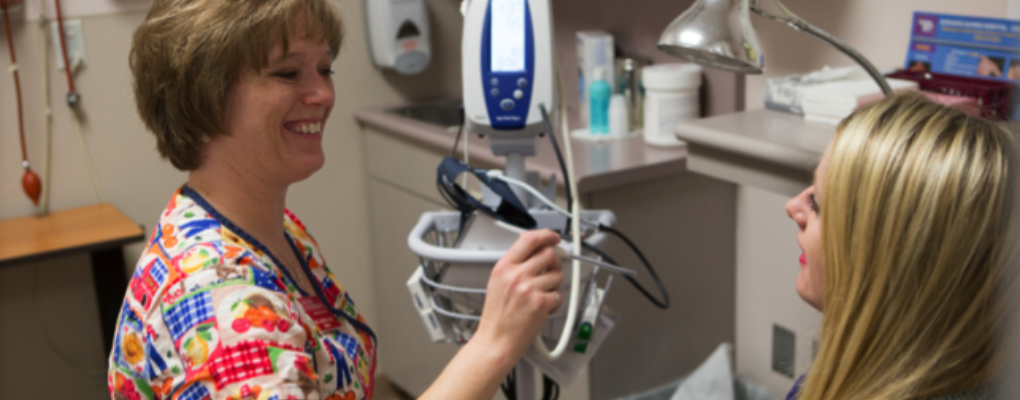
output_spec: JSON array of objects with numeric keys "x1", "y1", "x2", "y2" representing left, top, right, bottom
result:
[
  {"x1": 274, "y1": 71, "x2": 299, "y2": 80},
  {"x1": 808, "y1": 193, "x2": 820, "y2": 213}
]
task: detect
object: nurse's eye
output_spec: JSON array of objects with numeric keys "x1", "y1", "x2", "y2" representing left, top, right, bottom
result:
[
  {"x1": 808, "y1": 193, "x2": 820, "y2": 213},
  {"x1": 273, "y1": 70, "x2": 299, "y2": 80},
  {"x1": 320, "y1": 68, "x2": 335, "y2": 77}
]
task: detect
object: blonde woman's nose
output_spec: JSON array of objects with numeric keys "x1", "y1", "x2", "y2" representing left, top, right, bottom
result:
[{"x1": 786, "y1": 189, "x2": 809, "y2": 229}]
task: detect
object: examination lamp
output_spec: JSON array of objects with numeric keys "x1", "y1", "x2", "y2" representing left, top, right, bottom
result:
[{"x1": 657, "y1": 0, "x2": 893, "y2": 95}]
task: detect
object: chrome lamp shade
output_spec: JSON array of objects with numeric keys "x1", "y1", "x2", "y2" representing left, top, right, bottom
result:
[
  {"x1": 657, "y1": 0, "x2": 894, "y2": 95},
  {"x1": 658, "y1": 0, "x2": 764, "y2": 74}
]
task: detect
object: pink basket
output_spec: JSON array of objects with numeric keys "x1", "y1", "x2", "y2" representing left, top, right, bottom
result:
[{"x1": 887, "y1": 70, "x2": 1013, "y2": 120}]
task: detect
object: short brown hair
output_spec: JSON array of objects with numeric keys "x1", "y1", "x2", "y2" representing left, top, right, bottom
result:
[{"x1": 131, "y1": 0, "x2": 344, "y2": 170}]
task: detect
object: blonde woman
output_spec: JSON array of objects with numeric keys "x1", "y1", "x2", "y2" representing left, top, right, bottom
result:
[{"x1": 785, "y1": 94, "x2": 1017, "y2": 400}]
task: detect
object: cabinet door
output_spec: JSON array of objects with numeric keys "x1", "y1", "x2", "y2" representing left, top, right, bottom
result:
[
  {"x1": 587, "y1": 172, "x2": 737, "y2": 400},
  {"x1": 368, "y1": 178, "x2": 458, "y2": 396}
]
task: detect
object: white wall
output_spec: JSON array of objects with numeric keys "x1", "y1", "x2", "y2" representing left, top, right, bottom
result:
[
  {"x1": 21, "y1": 0, "x2": 152, "y2": 19},
  {"x1": 0, "y1": 1, "x2": 462, "y2": 398}
]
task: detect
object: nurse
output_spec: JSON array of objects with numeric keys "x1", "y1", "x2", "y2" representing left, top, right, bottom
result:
[
  {"x1": 107, "y1": 1, "x2": 563, "y2": 399},
  {"x1": 785, "y1": 94, "x2": 1015, "y2": 400}
]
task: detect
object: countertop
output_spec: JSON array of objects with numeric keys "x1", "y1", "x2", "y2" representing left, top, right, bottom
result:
[
  {"x1": 355, "y1": 104, "x2": 689, "y2": 194},
  {"x1": 674, "y1": 109, "x2": 836, "y2": 173}
]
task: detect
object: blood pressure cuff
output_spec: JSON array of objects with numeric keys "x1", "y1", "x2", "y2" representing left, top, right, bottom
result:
[{"x1": 437, "y1": 157, "x2": 537, "y2": 229}]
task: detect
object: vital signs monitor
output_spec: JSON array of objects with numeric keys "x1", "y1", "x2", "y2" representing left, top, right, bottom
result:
[{"x1": 462, "y1": 0, "x2": 555, "y2": 146}]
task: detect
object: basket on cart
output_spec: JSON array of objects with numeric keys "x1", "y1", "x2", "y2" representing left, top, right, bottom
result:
[
  {"x1": 886, "y1": 70, "x2": 1013, "y2": 120},
  {"x1": 406, "y1": 210, "x2": 616, "y2": 344}
]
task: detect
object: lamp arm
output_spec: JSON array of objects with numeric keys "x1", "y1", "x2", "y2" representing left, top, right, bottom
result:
[{"x1": 750, "y1": 0, "x2": 894, "y2": 96}]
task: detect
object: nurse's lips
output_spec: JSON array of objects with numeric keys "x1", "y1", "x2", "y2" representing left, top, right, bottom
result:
[{"x1": 799, "y1": 253, "x2": 807, "y2": 265}]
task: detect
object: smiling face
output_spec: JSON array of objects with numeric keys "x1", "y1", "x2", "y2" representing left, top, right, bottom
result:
[
  {"x1": 208, "y1": 36, "x2": 336, "y2": 186},
  {"x1": 786, "y1": 153, "x2": 827, "y2": 311}
]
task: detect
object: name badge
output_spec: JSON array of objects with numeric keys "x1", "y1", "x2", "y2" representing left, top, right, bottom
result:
[{"x1": 298, "y1": 295, "x2": 342, "y2": 331}]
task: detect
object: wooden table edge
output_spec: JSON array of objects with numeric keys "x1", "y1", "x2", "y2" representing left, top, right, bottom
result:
[{"x1": 0, "y1": 233, "x2": 146, "y2": 268}]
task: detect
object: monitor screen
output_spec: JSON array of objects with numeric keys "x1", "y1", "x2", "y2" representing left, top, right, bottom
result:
[{"x1": 490, "y1": 0, "x2": 526, "y2": 73}]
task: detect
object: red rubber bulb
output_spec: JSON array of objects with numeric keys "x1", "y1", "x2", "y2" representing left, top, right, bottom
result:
[{"x1": 22, "y1": 168, "x2": 41, "y2": 205}]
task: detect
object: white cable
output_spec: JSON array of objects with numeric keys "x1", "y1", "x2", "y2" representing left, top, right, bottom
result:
[
  {"x1": 531, "y1": 47, "x2": 583, "y2": 360},
  {"x1": 39, "y1": 13, "x2": 52, "y2": 214},
  {"x1": 70, "y1": 108, "x2": 107, "y2": 202}
]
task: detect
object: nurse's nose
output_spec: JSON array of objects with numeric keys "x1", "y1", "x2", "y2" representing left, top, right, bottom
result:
[
  {"x1": 304, "y1": 72, "x2": 335, "y2": 108},
  {"x1": 786, "y1": 188, "x2": 810, "y2": 230}
]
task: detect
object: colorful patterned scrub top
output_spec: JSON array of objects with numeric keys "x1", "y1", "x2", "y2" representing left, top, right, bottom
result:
[{"x1": 108, "y1": 186, "x2": 377, "y2": 400}]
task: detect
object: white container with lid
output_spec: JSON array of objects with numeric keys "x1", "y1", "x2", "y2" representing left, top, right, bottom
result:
[{"x1": 642, "y1": 63, "x2": 702, "y2": 147}]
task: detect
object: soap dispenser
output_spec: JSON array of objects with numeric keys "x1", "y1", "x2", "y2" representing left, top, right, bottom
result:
[{"x1": 365, "y1": 0, "x2": 431, "y2": 75}]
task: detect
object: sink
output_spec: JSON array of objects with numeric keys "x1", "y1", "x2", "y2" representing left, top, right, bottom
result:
[{"x1": 386, "y1": 99, "x2": 463, "y2": 128}]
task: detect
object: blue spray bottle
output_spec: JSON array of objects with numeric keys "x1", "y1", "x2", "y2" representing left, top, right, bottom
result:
[{"x1": 589, "y1": 67, "x2": 611, "y2": 135}]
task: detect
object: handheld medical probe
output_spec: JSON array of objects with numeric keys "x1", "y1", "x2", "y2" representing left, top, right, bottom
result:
[{"x1": 493, "y1": 219, "x2": 637, "y2": 278}]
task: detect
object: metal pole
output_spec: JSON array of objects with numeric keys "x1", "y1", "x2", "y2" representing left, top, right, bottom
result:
[{"x1": 515, "y1": 360, "x2": 537, "y2": 400}]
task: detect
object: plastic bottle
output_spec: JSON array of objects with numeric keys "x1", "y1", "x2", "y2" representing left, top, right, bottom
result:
[
  {"x1": 609, "y1": 94, "x2": 629, "y2": 137},
  {"x1": 589, "y1": 67, "x2": 612, "y2": 135}
]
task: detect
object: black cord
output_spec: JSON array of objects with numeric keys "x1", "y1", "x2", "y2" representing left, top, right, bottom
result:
[
  {"x1": 541, "y1": 375, "x2": 560, "y2": 400},
  {"x1": 501, "y1": 367, "x2": 517, "y2": 400},
  {"x1": 579, "y1": 228, "x2": 670, "y2": 309},
  {"x1": 538, "y1": 104, "x2": 574, "y2": 216},
  {"x1": 450, "y1": 104, "x2": 466, "y2": 158},
  {"x1": 436, "y1": 180, "x2": 459, "y2": 210},
  {"x1": 441, "y1": 106, "x2": 467, "y2": 212}
]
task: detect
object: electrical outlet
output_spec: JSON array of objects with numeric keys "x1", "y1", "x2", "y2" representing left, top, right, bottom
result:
[
  {"x1": 772, "y1": 324, "x2": 796, "y2": 379},
  {"x1": 51, "y1": 19, "x2": 88, "y2": 72}
]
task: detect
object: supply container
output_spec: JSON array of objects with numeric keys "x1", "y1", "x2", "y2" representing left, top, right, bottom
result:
[
  {"x1": 609, "y1": 94, "x2": 629, "y2": 137},
  {"x1": 642, "y1": 64, "x2": 702, "y2": 147},
  {"x1": 577, "y1": 31, "x2": 615, "y2": 129},
  {"x1": 589, "y1": 67, "x2": 612, "y2": 134},
  {"x1": 616, "y1": 58, "x2": 650, "y2": 132}
]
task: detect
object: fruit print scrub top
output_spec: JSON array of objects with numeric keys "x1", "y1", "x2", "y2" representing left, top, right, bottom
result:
[{"x1": 108, "y1": 185, "x2": 377, "y2": 400}]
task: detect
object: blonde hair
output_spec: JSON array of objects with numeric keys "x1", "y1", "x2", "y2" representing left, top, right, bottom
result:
[
  {"x1": 799, "y1": 94, "x2": 1019, "y2": 400},
  {"x1": 130, "y1": 0, "x2": 344, "y2": 170}
]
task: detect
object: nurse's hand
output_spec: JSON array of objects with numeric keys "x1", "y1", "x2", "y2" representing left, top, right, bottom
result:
[
  {"x1": 475, "y1": 229, "x2": 564, "y2": 365},
  {"x1": 419, "y1": 229, "x2": 562, "y2": 400}
]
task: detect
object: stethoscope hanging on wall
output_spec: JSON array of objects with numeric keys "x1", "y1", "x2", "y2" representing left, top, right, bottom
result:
[
  {"x1": 2, "y1": 0, "x2": 42, "y2": 205},
  {"x1": 2, "y1": 0, "x2": 97, "y2": 208}
]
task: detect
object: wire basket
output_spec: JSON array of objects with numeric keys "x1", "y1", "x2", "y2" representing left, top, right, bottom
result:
[
  {"x1": 886, "y1": 70, "x2": 1013, "y2": 120},
  {"x1": 407, "y1": 210, "x2": 616, "y2": 344}
]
